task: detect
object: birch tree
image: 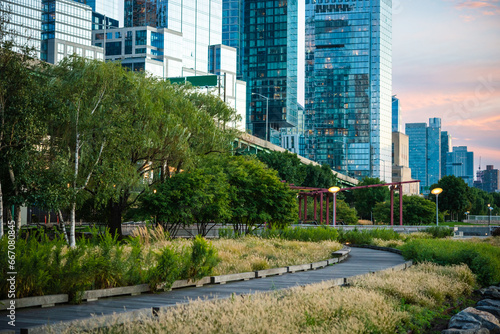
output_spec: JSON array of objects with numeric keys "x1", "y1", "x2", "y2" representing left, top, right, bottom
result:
[{"x1": 48, "y1": 57, "x2": 123, "y2": 247}]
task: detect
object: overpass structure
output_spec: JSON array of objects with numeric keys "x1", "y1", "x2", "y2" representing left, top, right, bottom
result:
[{"x1": 234, "y1": 133, "x2": 358, "y2": 188}]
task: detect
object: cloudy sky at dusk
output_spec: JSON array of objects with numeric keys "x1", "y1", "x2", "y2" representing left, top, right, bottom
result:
[{"x1": 393, "y1": 0, "x2": 500, "y2": 173}]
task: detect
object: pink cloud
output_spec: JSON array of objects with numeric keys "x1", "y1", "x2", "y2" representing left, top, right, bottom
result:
[{"x1": 453, "y1": 0, "x2": 500, "y2": 17}]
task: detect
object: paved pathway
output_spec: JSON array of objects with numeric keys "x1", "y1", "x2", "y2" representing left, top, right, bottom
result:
[{"x1": 0, "y1": 247, "x2": 406, "y2": 333}]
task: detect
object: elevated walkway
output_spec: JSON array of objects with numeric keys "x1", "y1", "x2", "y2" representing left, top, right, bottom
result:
[{"x1": 234, "y1": 133, "x2": 358, "y2": 187}]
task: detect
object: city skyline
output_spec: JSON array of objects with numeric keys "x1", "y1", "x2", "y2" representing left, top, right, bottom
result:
[{"x1": 393, "y1": 0, "x2": 500, "y2": 172}]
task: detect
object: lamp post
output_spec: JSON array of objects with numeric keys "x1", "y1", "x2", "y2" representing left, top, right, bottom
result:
[
  {"x1": 252, "y1": 93, "x2": 269, "y2": 142},
  {"x1": 431, "y1": 188, "x2": 443, "y2": 226},
  {"x1": 328, "y1": 186, "x2": 341, "y2": 227}
]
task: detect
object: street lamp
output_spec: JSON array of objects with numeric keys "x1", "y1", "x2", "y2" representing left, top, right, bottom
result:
[
  {"x1": 431, "y1": 188, "x2": 443, "y2": 226},
  {"x1": 328, "y1": 186, "x2": 341, "y2": 227},
  {"x1": 252, "y1": 93, "x2": 269, "y2": 142}
]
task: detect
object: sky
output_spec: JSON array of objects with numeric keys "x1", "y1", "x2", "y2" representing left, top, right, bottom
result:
[{"x1": 392, "y1": 0, "x2": 500, "y2": 173}]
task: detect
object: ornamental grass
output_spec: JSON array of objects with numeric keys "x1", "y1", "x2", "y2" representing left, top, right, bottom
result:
[{"x1": 60, "y1": 263, "x2": 475, "y2": 334}]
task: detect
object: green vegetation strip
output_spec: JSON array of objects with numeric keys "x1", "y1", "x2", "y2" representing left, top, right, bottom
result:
[{"x1": 401, "y1": 238, "x2": 500, "y2": 286}]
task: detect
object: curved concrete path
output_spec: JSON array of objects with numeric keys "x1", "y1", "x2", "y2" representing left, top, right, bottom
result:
[{"x1": 0, "y1": 247, "x2": 406, "y2": 333}]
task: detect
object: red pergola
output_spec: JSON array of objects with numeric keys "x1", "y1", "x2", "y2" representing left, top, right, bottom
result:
[{"x1": 291, "y1": 180, "x2": 420, "y2": 226}]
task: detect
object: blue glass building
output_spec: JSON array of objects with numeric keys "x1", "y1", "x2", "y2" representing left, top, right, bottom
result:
[
  {"x1": 406, "y1": 118, "x2": 442, "y2": 194},
  {"x1": 222, "y1": 0, "x2": 299, "y2": 141},
  {"x1": 446, "y1": 146, "x2": 474, "y2": 187},
  {"x1": 304, "y1": 0, "x2": 392, "y2": 181},
  {"x1": 406, "y1": 123, "x2": 427, "y2": 193},
  {"x1": 441, "y1": 130, "x2": 452, "y2": 178},
  {"x1": 427, "y1": 117, "x2": 441, "y2": 187},
  {"x1": 392, "y1": 95, "x2": 402, "y2": 133}
]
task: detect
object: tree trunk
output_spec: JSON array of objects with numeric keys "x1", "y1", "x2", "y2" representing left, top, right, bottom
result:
[
  {"x1": 70, "y1": 202, "x2": 76, "y2": 247},
  {"x1": 14, "y1": 204, "x2": 21, "y2": 231},
  {"x1": 58, "y1": 209, "x2": 69, "y2": 244},
  {"x1": 107, "y1": 200, "x2": 123, "y2": 237},
  {"x1": 7, "y1": 164, "x2": 21, "y2": 230},
  {"x1": 107, "y1": 192, "x2": 129, "y2": 237}
]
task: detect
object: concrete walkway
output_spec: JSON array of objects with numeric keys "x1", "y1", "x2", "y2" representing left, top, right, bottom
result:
[{"x1": 0, "y1": 247, "x2": 406, "y2": 333}]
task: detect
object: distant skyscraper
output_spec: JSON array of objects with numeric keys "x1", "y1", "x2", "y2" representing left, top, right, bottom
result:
[
  {"x1": 406, "y1": 123, "x2": 427, "y2": 193},
  {"x1": 474, "y1": 165, "x2": 499, "y2": 193},
  {"x1": 125, "y1": 0, "x2": 222, "y2": 74},
  {"x1": 441, "y1": 130, "x2": 452, "y2": 178},
  {"x1": 222, "y1": 0, "x2": 299, "y2": 141},
  {"x1": 1, "y1": 0, "x2": 42, "y2": 56},
  {"x1": 42, "y1": 0, "x2": 104, "y2": 64},
  {"x1": 392, "y1": 95, "x2": 402, "y2": 133},
  {"x1": 76, "y1": 0, "x2": 124, "y2": 26},
  {"x1": 427, "y1": 117, "x2": 441, "y2": 186},
  {"x1": 446, "y1": 146, "x2": 474, "y2": 187},
  {"x1": 304, "y1": 0, "x2": 393, "y2": 181}
]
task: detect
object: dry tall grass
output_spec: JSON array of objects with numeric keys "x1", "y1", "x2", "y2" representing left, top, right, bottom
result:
[
  {"x1": 60, "y1": 263, "x2": 475, "y2": 334},
  {"x1": 352, "y1": 263, "x2": 475, "y2": 308},
  {"x1": 213, "y1": 236, "x2": 342, "y2": 275},
  {"x1": 127, "y1": 231, "x2": 343, "y2": 276}
]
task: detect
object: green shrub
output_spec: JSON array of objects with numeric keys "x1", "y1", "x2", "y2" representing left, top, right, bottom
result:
[
  {"x1": 337, "y1": 229, "x2": 373, "y2": 245},
  {"x1": 182, "y1": 236, "x2": 220, "y2": 281},
  {"x1": 401, "y1": 239, "x2": 500, "y2": 286},
  {"x1": 147, "y1": 246, "x2": 182, "y2": 292},
  {"x1": 259, "y1": 226, "x2": 339, "y2": 242},
  {"x1": 422, "y1": 226, "x2": 453, "y2": 238}
]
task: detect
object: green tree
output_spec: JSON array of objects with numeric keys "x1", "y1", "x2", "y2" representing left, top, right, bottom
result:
[
  {"x1": 353, "y1": 177, "x2": 389, "y2": 220},
  {"x1": 256, "y1": 150, "x2": 306, "y2": 185},
  {"x1": 0, "y1": 12, "x2": 51, "y2": 232},
  {"x1": 139, "y1": 168, "x2": 231, "y2": 237},
  {"x1": 47, "y1": 57, "x2": 126, "y2": 246},
  {"x1": 373, "y1": 195, "x2": 441, "y2": 225},
  {"x1": 429, "y1": 175, "x2": 470, "y2": 221},
  {"x1": 99, "y1": 79, "x2": 239, "y2": 236},
  {"x1": 220, "y1": 155, "x2": 298, "y2": 234},
  {"x1": 467, "y1": 187, "x2": 494, "y2": 217},
  {"x1": 302, "y1": 163, "x2": 337, "y2": 189},
  {"x1": 335, "y1": 199, "x2": 358, "y2": 225}
]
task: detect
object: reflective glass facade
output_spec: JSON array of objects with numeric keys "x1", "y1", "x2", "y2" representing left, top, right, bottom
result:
[
  {"x1": 392, "y1": 95, "x2": 401, "y2": 133},
  {"x1": 427, "y1": 117, "x2": 441, "y2": 187},
  {"x1": 446, "y1": 146, "x2": 474, "y2": 187},
  {"x1": 406, "y1": 123, "x2": 427, "y2": 193},
  {"x1": 441, "y1": 130, "x2": 451, "y2": 178},
  {"x1": 42, "y1": 0, "x2": 92, "y2": 46},
  {"x1": 124, "y1": 0, "x2": 222, "y2": 74},
  {"x1": 1, "y1": 0, "x2": 42, "y2": 56},
  {"x1": 225, "y1": 0, "x2": 298, "y2": 140},
  {"x1": 304, "y1": 0, "x2": 392, "y2": 181},
  {"x1": 84, "y1": 0, "x2": 123, "y2": 26}
]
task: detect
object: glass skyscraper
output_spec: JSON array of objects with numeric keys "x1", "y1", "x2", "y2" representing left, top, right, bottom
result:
[
  {"x1": 441, "y1": 130, "x2": 452, "y2": 178},
  {"x1": 427, "y1": 117, "x2": 441, "y2": 187},
  {"x1": 446, "y1": 146, "x2": 474, "y2": 187},
  {"x1": 406, "y1": 123, "x2": 427, "y2": 193},
  {"x1": 222, "y1": 0, "x2": 299, "y2": 141},
  {"x1": 392, "y1": 95, "x2": 402, "y2": 133},
  {"x1": 1, "y1": 0, "x2": 42, "y2": 57},
  {"x1": 304, "y1": 0, "x2": 392, "y2": 181},
  {"x1": 406, "y1": 118, "x2": 442, "y2": 194},
  {"x1": 125, "y1": 0, "x2": 222, "y2": 74}
]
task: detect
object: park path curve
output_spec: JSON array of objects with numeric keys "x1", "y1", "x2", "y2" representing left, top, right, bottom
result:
[{"x1": 0, "y1": 247, "x2": 407, "y2": 333}]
